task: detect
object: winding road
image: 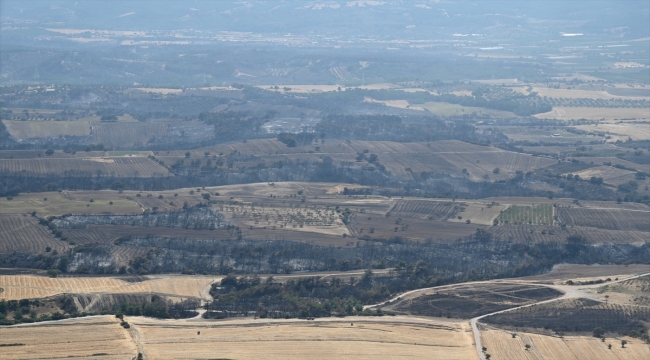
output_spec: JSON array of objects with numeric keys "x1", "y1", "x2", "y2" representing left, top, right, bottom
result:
[{"x1": 366, "y1": 272, "x2": 650, "y2": 360}]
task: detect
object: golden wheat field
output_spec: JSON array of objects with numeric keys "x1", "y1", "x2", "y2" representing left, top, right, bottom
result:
[
  {"x1": 0, "y1": 316, "x2": 137, "y2": 359},
  {"x1": 480, "y1": 328, "x2": 650, "y2": 360},
  {"x1": 130, "y1": 317, "x2": 479, "y2": 360},
  {"x1": 0, "y1": 275, "x2": 219, "y2": 300}
]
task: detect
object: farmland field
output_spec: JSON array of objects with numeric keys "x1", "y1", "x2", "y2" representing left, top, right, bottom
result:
[
  {"x1": 390, "y1": 283, "x2": 562, "y2": 319},
  {"x1": 416, "y1": 101, "x2": 516, "y2": 117},
  {"x1": 92, "y1": 122, "x2": 169, "y2": 147},
  {"x1": 529, "y1": 86, "x2": 648, "y2": 100},
  {"x1": 447, "y1": 202, "x2": 507, "y2": 225},
  {"x1": 574, "y1": 123, "x2": 650, "y2": 141},
  {"x1": 0, "y1": 191, "x2": 142, "y2": 216},
  {"x1": 0, "y1": 316, "x2": 137, "y2": 360},
  {"x1": 483, "y1": 298, "x2": 650, "y2": 334},
  {"x1": 388, "y1": 199, "x2": 458, "y2": 220},
  {"x1": 163, "y1": 139, "x2": 556, "y2": 181},
  {"x1": 557, "y1": 207, "x2": 650, "y2": 232},
  {"x1": 130, "y1": 316, "x2": 479, "y2": 360},
  {"x1": 480, "y1": 327, "x2": 650, "y2": 360},
  {"x1": 571, "y1": 166, "x2": 637, "y2": 186},
  {"x1": 487, "y1": 224, "x2": 650, "y2": 244},
  {"x1": 0, "y1": 214, "x2": 70, "y2": 254},
  {"x1": 0, "y1": 275, "x2": 218, "y2": 300},
  {"x1": 496, "y1": 204, "x2": 554, "y2": 225},
  {"x1": 2, "y1": 120, "x2": 91, "y2": 138},
  {"x1": 0, "y1": 157, "x2": 171, "y2": 177},
  {"x1": 536, "y1": 107, "x2": 650, "y2": 121},
  {"x1": 597, "y1": 275, "x2": 650, "y2": 306}
]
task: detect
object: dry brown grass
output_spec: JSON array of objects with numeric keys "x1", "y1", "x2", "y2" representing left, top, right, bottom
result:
[
  {"x1": 0, "y1": 191, "x2": 142, "y2": 217},
  {"x1": 0, "y1": 275, "x2": 219, "y2": 300},
  {"x1": 521, "y1": 264, "x2": 650, "y2": 283},
  {"x1": 536, "y1": 107, "x2": 650, "y2": 121},
  {"x1": 3, "y1": 120, "x2": 91, "y2": 138},
  {"x1": 131, "y1": 317, "x2": 479, "y2": 360},
  {"x1": 574, "y1": 123, "x2": 650, "y2": 141},
  {"x1": 572, "y1": 166, "x2": 637, "y2": 186},
  {"x1": 480, "y1": 327, "x2": 650, "y2": 360},
  {"x1": 596, "y1": 275, "x2": 650, "y2": 306},
  {"x1": 0, "y1": 316, "x2": 137, "y2": 359},
  {"x1": 447, "y1": 202, "x2": 506, "y2": 226},
  {"x1": 531, "y1": 87, "x2": 647, "y2": 100}
]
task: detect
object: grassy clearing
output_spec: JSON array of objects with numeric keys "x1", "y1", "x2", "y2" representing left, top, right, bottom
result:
[
  {"x1": 536, "y1": 107, "x2": 650, "y2": 121},
  {"x1": 415, "y1": 101, "x2": 516, "y2": 117},
  {"x1": 496, "y1": 204, "x2": 554, "y2": 225},
  {"x1": 0, "y1": 191, "x2": 141, "y2": 216}
]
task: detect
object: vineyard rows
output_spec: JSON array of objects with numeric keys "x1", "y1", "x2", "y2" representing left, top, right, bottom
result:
[
  {"x1": 496, "y1": 204, "x2": 554, "y2": 225},
  {"x1": 558, "y1": 207, "x2": 650, "y2": 232},
  {"x1": 487, "y1": 224, "x2": 649, "y2": 244},
  {"x1": 92, "y1": 122, "x2": 168, "y2": 147},
  {"x1": 0, "y1": 214, "x2": 69, "y2": 254},
  {"x1": 0, "y1": 157, "x2": 171, "y2": 177},
  {"x1": 389, "y1": 200, "x2": 458, "y2": 220}
]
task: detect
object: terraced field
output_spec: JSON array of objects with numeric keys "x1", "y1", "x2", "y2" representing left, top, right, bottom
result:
[{"x1": 0, "y1": 214, "x2": 69, "y2": 254}]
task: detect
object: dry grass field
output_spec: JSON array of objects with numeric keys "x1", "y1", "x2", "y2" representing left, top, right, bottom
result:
[
  {"x1": 597, "y1": 275, "x2": 650, "y2": 306},
  {"x1": 536, "y1": 107, "x2": 650, "y2": 121},
  {"x1": 0, "y1": 316, "x2": 137, "y2": 360},
  {"x1": 480, "y1": 327, "x2": 650, "y2": 360},
  {"x1": 2, "y1": 120, "x2": 91, "y2": 138},
  {"x1": 0, "y1": 157, "x2": 171, "y2": 177},
  {"x1": 130, "y1": 317, "x2": 479, "y2": 360},
  {"x1": 522, "y1": 264, "x2": 650, "y2": 284},
  {"x1": 0, "y1": 214, "x2": 70, "y2": 254},
  {"x1": 0, "y1": 275, "x2": 218, "y2": 301},
  {"x1": 572, "y1": 166, "x2": 637, "y2": 186},
  {"x1": 573, "y1": 123, "x2": 650, "y2": 141},
  {"x1": 530, "y1": 87, "x2": 647, "y2": 100},
  {"x1": 447, "y1": 202, "x2": 507, "y2": 225},
  {"x1": 389, "y1": 283, "x2": 561, "y2": 319},
  {"x1": 417, "y1": 101, "x2": 516, "y2": 117},
  {"x1": 0, "y1": 191, "x2": 142, "y2": 216}
]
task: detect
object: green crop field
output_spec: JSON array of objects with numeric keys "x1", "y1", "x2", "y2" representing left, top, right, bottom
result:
[{"x1": 496, "y1": 203, "x2": 554, "y2": 225}]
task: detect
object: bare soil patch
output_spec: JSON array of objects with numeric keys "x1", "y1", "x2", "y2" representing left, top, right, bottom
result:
[{"x1": 390, "y1": 283, "x2": 561, "y2": 319}]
